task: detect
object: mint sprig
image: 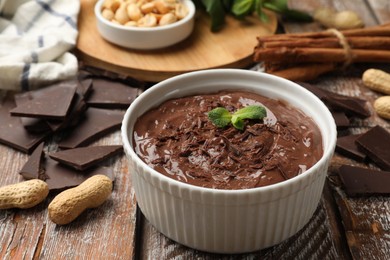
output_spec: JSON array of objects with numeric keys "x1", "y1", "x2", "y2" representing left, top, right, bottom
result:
[{"x1": 208, "y1": 105, "x2": 267, "y2": 130}]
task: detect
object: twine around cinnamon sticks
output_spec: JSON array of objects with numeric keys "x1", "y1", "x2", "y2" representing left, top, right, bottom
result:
[{"x1": 254, "y1": 23, "x2": 390, "y2": 82}]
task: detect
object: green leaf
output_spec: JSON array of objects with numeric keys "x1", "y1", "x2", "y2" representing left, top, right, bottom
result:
[
  {"x1": 208, "y1": 105, "x2": 267, "y2": 130},
  {"x1": 208, "y1": 107, "x2": 232, "y2": 128},
  {"x1": 232, "y1": 105, "x2": 267, "y2": 130},
  {"x1": 281, "y1": 9, "x2": 313, "y2": 22},
  {"x1": 254, "y1": 0, "x2": 268, "y2": 22},
  {"x1": 233, "y1": 105, "x2": 267, "y2": 120},
  {"x1": 201, "y1": 0, "x2": 227, "y2": 32},
  {"x1": 232, "y1": 0, "x2": 255, "y2": 17},
  {"x1": 263, "y1": 0, "x2": 312, "y2": 22},
  {"x1": 231, "y1": 116, "x2": 245, "y2": 130}
]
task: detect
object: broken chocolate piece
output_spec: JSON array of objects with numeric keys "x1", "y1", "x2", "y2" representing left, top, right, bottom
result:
[
  {"x1": 299, "y1": 82, "x2": 370, "y2": 118},
  {"x1": 18, "y1": 142, "x2": 115, "y2": 191},
  {"x1": 10, "y1": 83, "x2": 77, "y2": 119},
  {"x1": 79, "y1": 65, "x2": 144, "y2": 89},
  {"x1": 336, "y1": 134, "x2": 366, "y2": 162},
  {"x1": 48, "y1": 145, "x2": 123, "y2": 170},
  {"x1": 298, "y1": 82, "x2": 328, "y2": 99},
  {"x1": 79, "y1": 78, "x2": 93, "y2": 98},
  {"x1": 338, "y1": 165, "x2": 390, "y2": 196},
  {"x1": 46, "y1": 85, "x2": 87, "y2": 131},
  {"x1": 356, "y1": 126, "x2": 390, "y2": 170},
  {"x1": 332, "y1": 111, "x2": 350, "y2": 129},
  {"x1": 19, "y1": 142, "x2": 45, "y2": 179},
  {"x1": 324, "y1": 95, "x2": 370, "y2": 118},
  {"x1": 86, "y1": 78, "x2": 138, "y2": 109},
  {"x1": 44, "y1": 156, "x2": 114, "y2": 191},
  {"x1": 0, "y1": 98, "x2": 50, "y2": 153},
  {"x1": 14, "y1": 94, "x2": 52, "y2": 133},
  {"x1": 58, "y1": 108, "x2": 125, "y2": 149}
]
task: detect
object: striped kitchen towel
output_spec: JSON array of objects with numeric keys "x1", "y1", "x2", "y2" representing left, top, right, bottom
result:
[{"x1": 0, "y1": 0, "x2": 79, "y2": 91}]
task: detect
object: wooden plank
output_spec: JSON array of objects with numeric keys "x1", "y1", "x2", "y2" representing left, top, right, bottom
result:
[
  {"x1": 286, "y1": 0, "x2": 379, "y2": 33},
  {"x1": 0, "y1": 93, "x2": 138, "y2": 260},
  {"x1": 366, "y1": 0, "x2": 390, "y2": 24}
]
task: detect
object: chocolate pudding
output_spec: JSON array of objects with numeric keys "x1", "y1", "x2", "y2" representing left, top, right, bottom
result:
[{"x1": 133, "y1": 91, "x2": 323, "y2": 189}]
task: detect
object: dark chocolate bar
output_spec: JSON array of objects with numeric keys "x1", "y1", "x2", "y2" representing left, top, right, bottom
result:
[
  {"x1": 356, "y1": 126, "x2": 390, "y2": 170},
  {"x1": 49, "y1": 145, "x2": 123, "y2": 171},
  {"x1": 10, "y1": 83, "x2": 77, "y2": 119},
  {"x1": 58, "y1": 108, "x2": 125, "y2": 149},
  {"x1": 19, "y1": 142, "x2": 44, "y2": 179},
  {"x1": 0, "y1": 99, "x2": 50, "y2": 153},
  {"x1": 336, "y1": 134, "x2": 366, "y2": 162},
  {"x1": 338, "y1": 165, "x2": 390, "y2": 196},
  {"x1": 86, "y1": 78, "x2": 139, "y2": 109}
]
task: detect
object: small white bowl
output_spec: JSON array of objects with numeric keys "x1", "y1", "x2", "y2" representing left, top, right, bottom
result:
[
  {"x1": 95, "y1": 0, "x2": 195, "y2": 50},
  {"x1": 121, "y1": 69, "x2": 337, "y2": 253}
]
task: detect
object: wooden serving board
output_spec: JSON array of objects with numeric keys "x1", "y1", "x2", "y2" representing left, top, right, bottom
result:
[{"x1": 76, "y1": 0, "x2": 277, "y2": 82}]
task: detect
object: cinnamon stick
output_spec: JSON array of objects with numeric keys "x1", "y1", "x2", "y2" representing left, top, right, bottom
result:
[
  {"x1": 254, "y1": 23, "x2": 390, "y2": 81},
  {"x1": 260, "y1": 37, "x2": 390, "y2": 50},
  {"x1": 268, "y1": 63, "x2": 337, "y2": 82},
  {"x1": 255, "y1": 48, "x2": 390, "y2": 63}
]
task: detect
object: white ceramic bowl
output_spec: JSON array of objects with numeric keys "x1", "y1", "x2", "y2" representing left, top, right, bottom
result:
[
  {"x1": 121, "y1": 69, "x2": 337, "y2": 253},
  {"x1": 95, "y1": 0, "x2": 195, "y2": 50}
]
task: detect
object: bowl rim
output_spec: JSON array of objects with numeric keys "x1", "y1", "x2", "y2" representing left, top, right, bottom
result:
[
  {"x1": 121, "y1": 69, "x2": 337, "y2": 195},
  {"x1": 95, "y1": 0, "x2": 196, "y2": 32}
]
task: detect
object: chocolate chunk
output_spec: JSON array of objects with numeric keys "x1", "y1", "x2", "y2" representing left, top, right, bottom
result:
[
  {"x1": 0, "y1": 98, "x2": 50, "y2": 153},
  {"x1": 336, "y1": 134, "x2": 366, "y2": 162},
  {"x1": 19, "y1": 142, "x2": 45, "y2": 179},
  {"x1": 338, "y1": 165, "x2": 390, "y2": 196},
  {"x1": 299, "y1": 82, "x2": 370, "y2": 118},
  {"x1": 79, "y1": 78, "x2": 93, "y2": 98},
  {"x1": 356, "y1": 126, "x2": 390, "y2": 170},
  {"x1": 18, "y1": 141, "x2": 114, "y2": 191},
  {"x1": 46, "y1": 85, "x2": 87, "y2": 131},
  {"x1": 324, "y1": 95, "x2": 370, "y2": 118},
  {"x1": 58, "y1": 108, "x2": 124, "y2": 149},
  {"x1": 86, "y1": 78, "x2": 138, "y2": 109},
  {"x1": 10, "y1": 83, "x2": 77, "y2": 119},
  {"x1": 43, "y1": 156, "x2": 114, "y2": 191},
  {"x1": 48, "y1": 145, "x2": 123, "y2": 170},
  {"x1": 14, "y1": 91, "x2": 52, "y2": 133},
  {"x1": 298, "y1": 82, "x2": 328, "y2": 99},
  {"x1": 79, "y1": 65, "x2": 144, "y2": 89},
  {"x1": 332, "y1": 111, "x2": 350, "y2": 129}
]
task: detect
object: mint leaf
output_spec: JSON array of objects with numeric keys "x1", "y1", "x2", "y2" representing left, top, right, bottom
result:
[
  {"x1": 231, "y1": 115, "x2": 245, "y2": 130},
  {"x1": 208, "y1": 105, "x2": 266, "y2": 130},
  {"x1": 232, "y1": 0, "x2": 255, "y2": 18},
  {"x1": 233, "y1": 105, "x2": 267, "y2": 120},
  {"x1": 208, "y1": 107, "x2": 232, "y2": 128}
]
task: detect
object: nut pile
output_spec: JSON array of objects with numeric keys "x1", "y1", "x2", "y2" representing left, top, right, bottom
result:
[{"x1": 101, "y1": 0, "x2": 189, "y2": 27}]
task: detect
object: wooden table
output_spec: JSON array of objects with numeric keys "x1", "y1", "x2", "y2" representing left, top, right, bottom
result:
[{"x1": 1, "y1": 0, "x2": 390, "y2": 259}]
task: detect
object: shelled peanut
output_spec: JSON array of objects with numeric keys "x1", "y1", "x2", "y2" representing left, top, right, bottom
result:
[
  {"x1": 362, "y1": 69, "x2": 390, "y2": 120},
  {"x1": 101, "y1": 0, "x2": 189, "y2": 27}
]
